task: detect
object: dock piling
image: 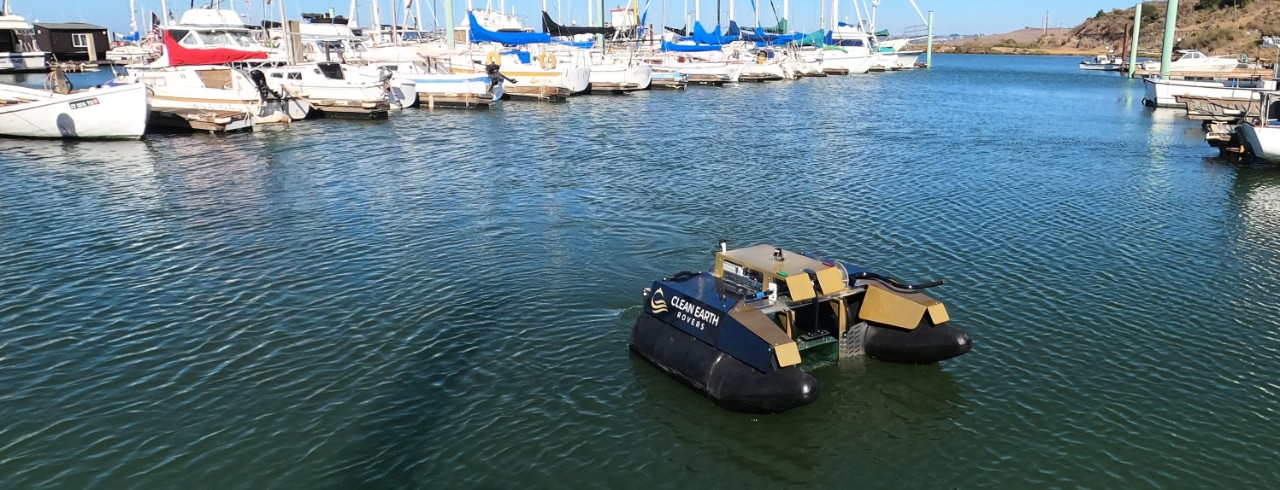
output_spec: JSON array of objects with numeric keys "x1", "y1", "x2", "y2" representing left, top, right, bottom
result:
[
  {"x1": 1159, "y1": 0, "x2": 1180, "y2": 79},
  {"x1": 1128, "y1": 2, "x2": 1142, "y2": 78},
  {"x1": 926, "y1": 10, "x2": 934, "y2": 69}
]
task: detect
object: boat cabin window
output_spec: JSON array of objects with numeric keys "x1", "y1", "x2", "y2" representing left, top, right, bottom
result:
[
  {"x1": 1269, "y1": 101, "x2": 1280, "y2": 121},
  {"x1": 233, "y1": 33, "x2": 258, "y2": 47},
  {"x1": 833, "y1": 39, "x2": 865, "y2": 47},
  {"x1": 0, "y1": 31, "x2": 14, "y2": 52},
  {"x1": 316, "y1": 62, "x2": 344, "y2": 80}
]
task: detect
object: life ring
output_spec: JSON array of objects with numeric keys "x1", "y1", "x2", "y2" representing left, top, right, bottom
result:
[
  {"x1": 485, "y1": 51, "x2": 501, "y2": 66},
  {"x1": 539, "y1": 52, "x2": 557, "y2": 70},
  {"x1": 756, "y1": 51, "x2": 767, "y2": 64}
]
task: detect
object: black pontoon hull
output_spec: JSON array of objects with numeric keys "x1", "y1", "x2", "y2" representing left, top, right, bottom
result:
[{"x1": 630, "y1": 313, "x2": 819, "y2": 413}]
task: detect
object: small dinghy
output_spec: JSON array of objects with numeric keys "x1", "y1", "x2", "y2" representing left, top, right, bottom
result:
[{"x1": 630, "y1": 242, "x2": 972, "y2": 413}]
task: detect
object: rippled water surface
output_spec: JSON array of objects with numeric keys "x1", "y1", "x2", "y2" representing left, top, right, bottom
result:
[{"x1": 3, "y1": 54, "x2": 1279, "y2": 487}]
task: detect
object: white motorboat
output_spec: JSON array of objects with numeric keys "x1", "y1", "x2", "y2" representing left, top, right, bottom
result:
[
  {"x1": 125, "y1": 65, "x2": 310, "y2": 124},
  {"x1": 1080, "y1": 53, "x2": 1125, "y2": 71},
  {"x1": 257, "y1": 62, "x2": 393, "y2": 117},
  {"x1": 1237, "y1": 91, "x2": 1280, "y2": 163},
  {"x1": 1142, "y1": 76, "x2": 1275, "y2": 108},
  {"x1": 0, "y1": 82, "x2": 148, "y2": 139},
  {"x1": 0, "y1": 6, "x2": 47, "y2": 73},
  {"x1": 1140, "y1": 50, "x2": 1239, "y2": 73},
  {"x1": 363, "y1": 58, "x2": 503, "y2": 109},
  {"x1": 125, "y1": 9, "x2": 312, "y2": 128}
]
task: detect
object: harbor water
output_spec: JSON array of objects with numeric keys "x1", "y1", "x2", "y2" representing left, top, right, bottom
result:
[{"x1": 2, "y1": 54, "x2": 1279, "y2": 487}]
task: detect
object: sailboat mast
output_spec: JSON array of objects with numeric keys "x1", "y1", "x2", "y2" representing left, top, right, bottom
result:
[
  {"x1": 907, "y1": 0, "x2": 925, "y2": 24},
  {"x1": 371, "y1": 0, "x2": 382, "y2": 43},
  {"x1": 782, "y1": 0, "x2": 788, "y2": 26},
  {"x1": 391, "y1": 0, "x2": 400, "y2": 46},
  {"x1": 2, "y1": 0, "x2": 9, "y2": 17},
  {"x1": 279, "y1": 0, "x2": 293, "y2": 63},
  {"x1": 852, "y1": 0, "x2": 862, "y2": 30},
  {"x1": 868, "y1": 0, "x2": 878, "y2": 33}
]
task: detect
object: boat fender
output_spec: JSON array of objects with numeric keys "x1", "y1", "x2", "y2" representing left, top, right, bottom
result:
[
  {"x1": 540, "y1": 52, "x2": 558, "y2": 70},
  {"x1": 485, "y1": 51, "x2": 502, "y2": 67}
]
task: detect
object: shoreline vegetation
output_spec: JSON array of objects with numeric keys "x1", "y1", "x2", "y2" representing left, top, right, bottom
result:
[{"x1": 933, "y1": 0, "x2": 1280, "y2": 59}]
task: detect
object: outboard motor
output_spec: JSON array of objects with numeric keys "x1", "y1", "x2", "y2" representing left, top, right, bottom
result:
[
  {"x1": 486, "y1": 62, "x2": 515, "y2": 86},
  {"x1": 248, "y1": 69, "x2": 280, "y2": 101}
]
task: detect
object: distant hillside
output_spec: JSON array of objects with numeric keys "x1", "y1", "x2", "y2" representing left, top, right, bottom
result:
[{"x1": 941, "y1": 0, "x2": 1280, "y2": 57}]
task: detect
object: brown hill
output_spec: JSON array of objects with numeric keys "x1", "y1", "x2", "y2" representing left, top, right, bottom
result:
[{"x1": 941, "y1": 1, "x2": 1280, "y2": 58}]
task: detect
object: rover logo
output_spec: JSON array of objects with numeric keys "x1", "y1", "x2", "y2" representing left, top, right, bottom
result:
[{"x1": 649, "y1": 287, "x2": 668, "y2": 313}]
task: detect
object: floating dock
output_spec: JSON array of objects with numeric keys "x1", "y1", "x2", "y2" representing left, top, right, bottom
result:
[{"x1": 150, "y1": 109, "x2": 254, "y2": 133}]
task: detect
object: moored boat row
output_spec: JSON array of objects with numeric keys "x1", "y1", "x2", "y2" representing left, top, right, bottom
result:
[{"x1": 0, "y1": 4, "x2": 931, "y2": 140}]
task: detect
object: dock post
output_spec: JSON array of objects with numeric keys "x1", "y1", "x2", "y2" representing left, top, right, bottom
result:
[
  {"x1": 1127, "y1": 2, "x2": 1141, "y2": 78},
  {"x1": 1159, "y1": 0, "x2": 1179, "y2": 79},
  {"x1": 444, "y1": 0, "x2": 454, "y2": 49},
  {"x1": 926, "y1": 10, "x2": 934, "y2": 69}
]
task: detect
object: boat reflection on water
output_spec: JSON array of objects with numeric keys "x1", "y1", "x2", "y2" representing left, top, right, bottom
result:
[
  {"x1": 1235, "y1": 166, "x2": 1280, "y2": 240},
  {"x1": 0, "y1": 137, "x2": 158, "y2": 170},
  {"x1": 627, "y1": 350, "x2": 965, "y2": 481}
]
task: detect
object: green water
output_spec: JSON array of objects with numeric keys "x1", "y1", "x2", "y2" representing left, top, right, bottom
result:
[{"x1": 1, "y1": 54, "x2": 1278, "y2": 487}]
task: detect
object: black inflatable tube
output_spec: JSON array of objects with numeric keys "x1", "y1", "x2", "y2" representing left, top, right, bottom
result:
[
  {"x1": 852, "y1": 271, "x2": 946, "y2": 292},
  {"x1": 630, "y1": 313, "x2": 819, "y2": 413},
  {"x1": 863, "y1": 322, "x2": 972, "y2": 364}
]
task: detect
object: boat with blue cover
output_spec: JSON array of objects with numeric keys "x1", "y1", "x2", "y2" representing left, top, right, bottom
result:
[{"x1": 630, "y1": 242, "x2": 972, "y2": 413}]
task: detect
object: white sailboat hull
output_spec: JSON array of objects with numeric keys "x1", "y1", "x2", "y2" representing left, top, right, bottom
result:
[
  {"x1": 818, "y1": 51, "x2": 876, "y2": 75},
  {"x1": 0, "y1": 83, "x2": 149, "y2": 139},
  {"x1": 588, "y1": 61, "x2": 652, "y2": 92}
]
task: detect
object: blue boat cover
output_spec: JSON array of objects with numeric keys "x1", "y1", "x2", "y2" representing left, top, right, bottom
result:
[
  {"x1": 554, "y1": 39, "x2": 595, "y2": 49},
  {"x1": 469, "y1": 12, "x2": 551, "y2": 45},
  {"x1": 691, "y1": 21, "x2": 738, "y2": 45},
  {"x1": 742, "y1": 27, "x2": 804, "y2": 45}
]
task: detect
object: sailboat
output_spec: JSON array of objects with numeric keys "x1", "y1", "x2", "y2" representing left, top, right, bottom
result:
[
  {"x1": 457, "y1": 12, "x2": 590, "y2": 100},
  {"x1": 542, "y1": 10, "x2": 651, "y2": 93}
]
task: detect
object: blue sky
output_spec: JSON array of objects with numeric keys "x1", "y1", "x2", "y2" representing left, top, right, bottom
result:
[{"x1": 14, "y1": 0, "x2": 1144, "y2": 39}]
